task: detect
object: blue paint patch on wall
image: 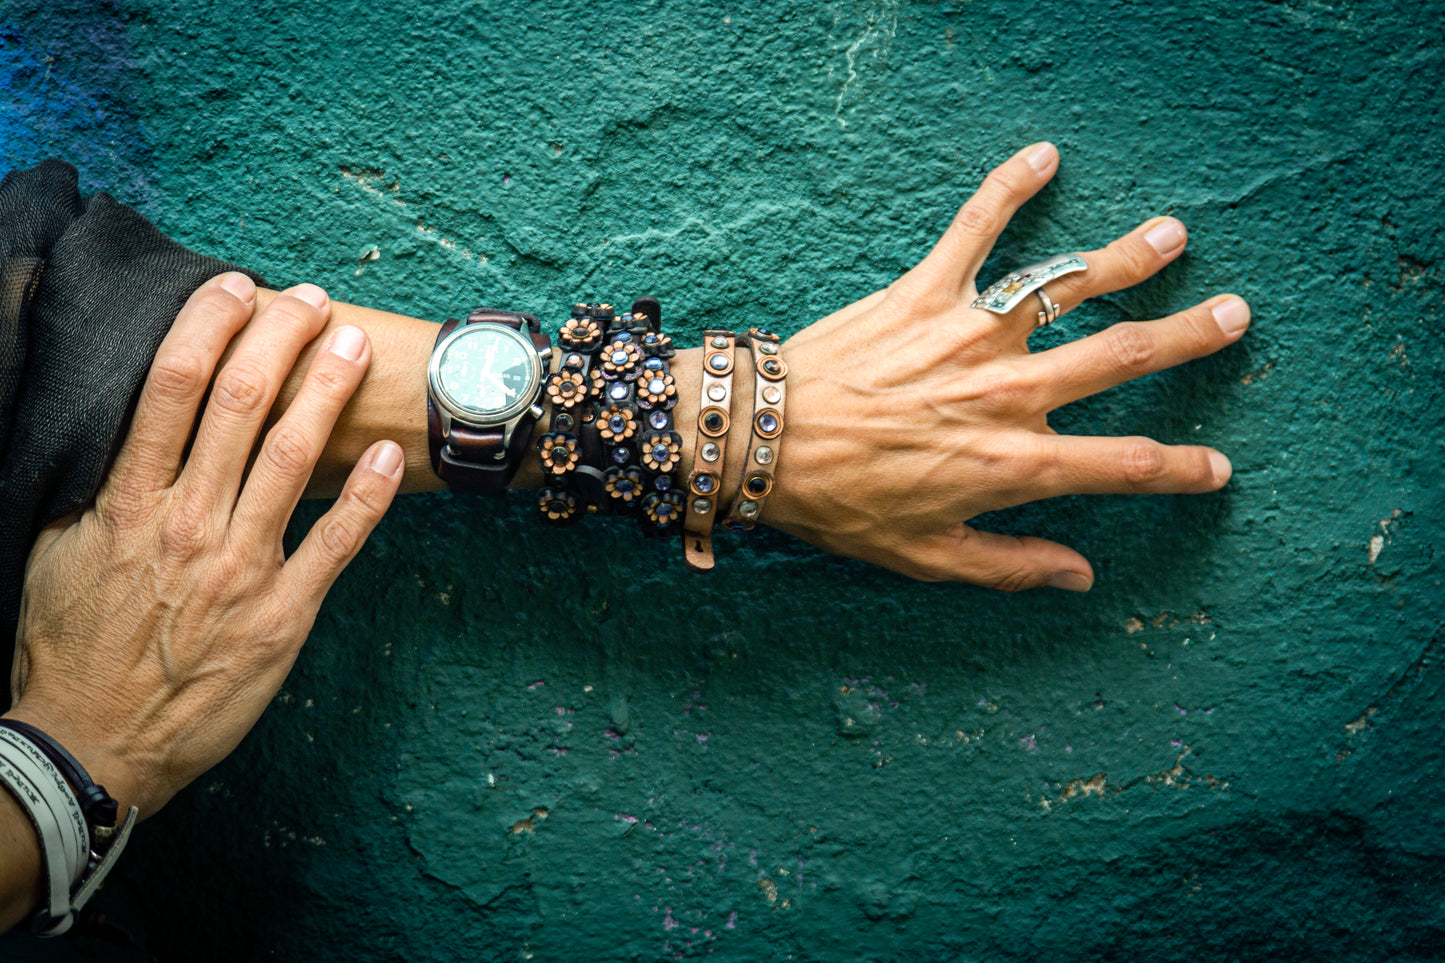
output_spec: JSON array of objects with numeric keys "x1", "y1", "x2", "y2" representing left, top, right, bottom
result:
[{"x1": 0, "y1": 6, "x2": 154, "y2": 210}]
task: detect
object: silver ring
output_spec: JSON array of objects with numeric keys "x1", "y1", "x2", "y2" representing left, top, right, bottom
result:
[{"x1": 971, "y1": 253, "x2": 1087, "y2": 327}]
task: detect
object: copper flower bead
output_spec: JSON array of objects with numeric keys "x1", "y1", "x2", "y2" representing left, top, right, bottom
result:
[
  {"x1": 636, "y1": 372, "x2": 677, "y2": 410},
  {"x1": 546, "y1": 370, "x2": 589, "y2": 410},
  {"x1": 600, "y1": 339, "x2": 643, "y2": 381},
  {"x1": 559, "y1": 317, "x2": 603, "y2": 351},
  {"x1": 641, "y1": 331, "x2": 674, "y2": 357},
  {"x1": 640, "y1": 431, "x2": 682, "y2": 474},
  {"x1": 642, "y1": 490, "x2": 685, "y2": 528},
  {"x1": 597, "y1": 405, "x2": 638, "y2": 443},
  {"x1": 538, "y1": 487, "x2": 580, "y2": 522},
  {"x1": 604, "y1": 466, "x2": 645, "y2": 504},
  {"x1": 536, "y1": 432, "x2": 580, "y2": 476}
]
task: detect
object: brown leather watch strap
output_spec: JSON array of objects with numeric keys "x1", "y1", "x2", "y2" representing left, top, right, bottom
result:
[{"x1": 426, "y1": 309, "x2": 551, "y2": 496}]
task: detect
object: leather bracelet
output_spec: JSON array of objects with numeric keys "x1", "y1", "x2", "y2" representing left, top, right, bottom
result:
[
  {"x1": 721, "y1": 327, "x2": 786, "y2": 530},
  {"x1": 683, "y1": 330, "x2": 737, "y2": 572},
  {"x1": 537, "y1": 304, "x2": 613, "y2": 524}
]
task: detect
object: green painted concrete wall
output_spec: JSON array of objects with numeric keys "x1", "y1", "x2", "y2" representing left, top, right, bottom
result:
[{"x1": 3, "y1": 0, "x2": 1443, "y2": 959}]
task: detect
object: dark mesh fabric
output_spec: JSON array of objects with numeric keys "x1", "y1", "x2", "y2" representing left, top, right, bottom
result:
[{"x1": 0, "y1": 160, "x2": 262, "y2": 682}]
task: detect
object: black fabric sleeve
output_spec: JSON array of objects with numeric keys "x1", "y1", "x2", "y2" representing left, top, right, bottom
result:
[{"x1": 0, "y1": 160, "x2": 263, "y2": 674}]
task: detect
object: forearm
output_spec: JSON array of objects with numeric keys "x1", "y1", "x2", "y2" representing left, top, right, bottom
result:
[{"x1": 258, "y1": 289, "x2": 753, "y2": 512}]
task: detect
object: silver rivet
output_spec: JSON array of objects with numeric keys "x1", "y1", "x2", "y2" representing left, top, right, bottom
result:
[
  {"x1": 707, "y1": 384, "x2": 726, "y2": 402},
  {"x1": 693, "y1": 498, "x2": 712, "y2": 514},
  {"x1": 754, "y1": 446, "x2": 774, "y2": 466},
  {"x1": 758, "y1": 342, "x2": 777, "y2": 355},
  {"x1": 711, "y1": 335, "x2": 729, "y2": 349},
  {"x1": 702, "y1": 443, "x2": 720, "y2": 463},
  {"x1": 762, "y1": 386, "x2": 781, "y2": 404},
  {"x1": 739, "y1": 501, "x2": 759, "y2": 518}
]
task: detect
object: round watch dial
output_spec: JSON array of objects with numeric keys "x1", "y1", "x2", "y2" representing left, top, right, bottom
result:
[{"x1": 435, "y1": 325, "x2": 539, "y2": 420}]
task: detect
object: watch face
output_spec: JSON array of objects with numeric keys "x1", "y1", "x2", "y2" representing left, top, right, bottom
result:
[{"x1": 434, "y1": 324, "x2": 540, "y2": 420}]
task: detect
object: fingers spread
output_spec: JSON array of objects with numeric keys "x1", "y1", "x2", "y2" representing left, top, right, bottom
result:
[
  {"x1": 104, "y1": 273, "x2": 256, "y2": 496},
  {"x1": 230, "y1": 325, "x2": 371, "y2": 547},
  {"x1": 283, "y1": 440, "x2": 402, "y2": 604},
  {"x1": 1030, "y1": 294, "x2": 1250, "y2": 409},
  {"x1": 903, "y1": 142, "x2": 1059, "y2": 302},
  {"x1": 1029, "y1": 435, "x2": 1231, "y2": 499},
  {"x1": 906, "y1": 522, "x2": 1093, "y2": 591},
  {"x1": 180, "y1": 284, "x2": 331, "y2": 510}
]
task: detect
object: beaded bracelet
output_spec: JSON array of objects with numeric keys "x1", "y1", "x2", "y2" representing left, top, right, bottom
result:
[
  {"x1": 631, "y1": 299, "x2": 685, "y2": 535},
  {"x1": 538, "y1": 303, "x2": 613, "y2": 524},
  {"x1": 721, "y1": 327, "x2": 786, "y2": 530},
  {"x1": 683, "y1": 330, "x2": 737, "y2": 572}
]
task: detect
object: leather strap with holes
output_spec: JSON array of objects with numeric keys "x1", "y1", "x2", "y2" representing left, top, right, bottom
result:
[
  {"x1": 721, "y1": 328, "x2": 786, "y2": 531},
  {"x1": 683, "y1": 330, "x2": 736, "y2": 572}
]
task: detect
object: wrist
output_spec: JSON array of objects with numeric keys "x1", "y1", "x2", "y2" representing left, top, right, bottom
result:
[{"x1": 2, "y1": 703, "x2": 146, "y2": 822}]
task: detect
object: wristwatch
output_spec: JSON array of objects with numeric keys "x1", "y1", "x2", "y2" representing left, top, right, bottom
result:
[{"x1": 427, "y1": 307, "x2": 553, "y2": 494}]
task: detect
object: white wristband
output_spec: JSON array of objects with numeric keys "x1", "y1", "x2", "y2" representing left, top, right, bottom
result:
[
  {"x1": 0, "y1": 727, "x2": 138, "y2": 937},
  {"x1": 0, "y1": 730, "x2": 87, "y2": 935}
]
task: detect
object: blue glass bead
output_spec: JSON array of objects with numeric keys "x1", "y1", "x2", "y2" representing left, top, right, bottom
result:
[
  {"x1": 758, "y1": 412, "x2": 779, "y2": 433},
  {"x1": 609, "y1": 383, "x2": 628, "y2": 400},
  {"x1": 656, "y1": 504, "x2": 673, "y2": 519},
  {"x1": 608, "y1": 415, "x2": 626, "y2": 432},
  {"x1": 644, "y1": 357, "x2": 664, "y2": 371},
  {"x1": 617, "y1": 479, "x2": 635, "y2": 494},
  {"x1": 695, "y1": 474, "x2": 716, "y2": 494},
  {"x1": 649, "y1": 411, "x2": 669, "y2": 430},
  {"x1": 613, "y1": 332, "x2": 632, "y2": 342},
  {"x1": 648, "y1": 378, "x2": 666, "y2": 395},
  {"x1": 757, "y1": 327, "x2": 774, "y2": 337},
  {"x1": 611, "y1": 350, "x2": 629, "y2": 365},
  {"x1": 612, "y1": 448, "x2": 631, "y2": 465},
  {"x1": 655, "y1": 476, "x2": 672, "y2": 491},
  {"x1": 651, "y1": 444, "x2": 671, "y2": 462}
]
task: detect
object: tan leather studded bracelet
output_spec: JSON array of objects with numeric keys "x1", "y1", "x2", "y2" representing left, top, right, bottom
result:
[
  {"x1": 683, "y1": 330, "x2": 736, "y2": 572},
  {"x1": 721, "y1": 327, "x2": 786, "y2": 531}
]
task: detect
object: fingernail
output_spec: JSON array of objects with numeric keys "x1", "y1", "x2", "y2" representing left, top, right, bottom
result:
[
  {"x1": 219, "y1": 272, "x2": 255, "y2": 302},
  {"x1": 289, "y1": 283, "x2": 329, "y2": 309},
  {"x1": 367, "y1": 441, "x2": 403, "y2": 478},
  {"x1": 1208, "y1": 451, "x2": 1233, "y2": 486},
  {"x1": 1143, "y1": 218, "x2": 1187, "y2": 256},
  {"x1": 1026, "y1": 142, "x2": 1057, "y2": 173},
  {"x1": 329, "y1": 325, "x2": 366, "y2": 362},
  {"x1": 1211, "y1": 297, "x2": 1250, "y2": 337},
  {"x1": 1048, "y1": 571, "x2": 1093, "y2": 592}
]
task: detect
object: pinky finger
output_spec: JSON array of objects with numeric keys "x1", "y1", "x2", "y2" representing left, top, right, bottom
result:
[
  {"x1": 284, "y1": 440, "x2": 404, "y2": 601},
  {"x1": 909, "y1": 523, "x2": 1094, "y2": 592}
]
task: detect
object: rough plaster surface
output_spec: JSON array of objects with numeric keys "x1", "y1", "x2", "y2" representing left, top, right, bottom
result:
[{"x1": 2, "y1": 0, "x2": 1443, "y2": 960}]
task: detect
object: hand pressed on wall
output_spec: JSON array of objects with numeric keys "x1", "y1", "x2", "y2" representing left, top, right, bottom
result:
[
  {"x1": 5, "y1": 275, "x2": 403, "y2": 823},
  {"x1": 766, "y1": 143, "x2": 1249, "y2": 589}
]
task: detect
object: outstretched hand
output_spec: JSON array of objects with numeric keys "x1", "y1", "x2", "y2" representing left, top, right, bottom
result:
[
  {"x1": 769, "y1": 142, "x2": 1248, "y2": 589},
  {"x1": 6, "y1": 274, "x2": 402, "y2": 818}
]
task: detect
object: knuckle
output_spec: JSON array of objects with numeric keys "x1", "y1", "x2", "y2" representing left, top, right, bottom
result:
[
  {"x1": 988, "y1": 567, "x2": 1039, "y2": 593},
  {"x1": 308, "y1": 358, "x2": 355, "y2": 398},
  {"x1": 1122, "y1": 439, "x2": 1168, "y2": 487},
  {"x1": 1103, "y1": 323, "x2": 1156, "y2": 373},
  {"x1": 261, "y1": 425, "x2": 314, "y2": 478},
  {"x1": 983, "y1": 167, "x2": 1028, "y2": 199},
  {"x1": 965, "y1": 364, "x2": 1032, "y2": 415},
  {"x1": 317, "y1": 515, "x2": 360, "y2": 562},
  {"x1": 1107, "y1": 235, "x2": 1156, "y2": 278},
  {"x1": 148, "y1": 352, "x2": 206, "y2": 402},
  {"x1": 210, "y1": 361, "x2": 270, "y2": 416},
  {"x1": 160, "y1": 496, "x2": 213, "y2": 558},
  {"x1": 266, "y1": 297, "x2": 325, "y2": 335},
  {"x1": 192, "y1": 286, "x2": 251, "y2": 330},
  {"x1": 951, "y1": 203, "x2": 997, "y2": 238},
  {"x1": 346, "y1": 477, "x2": 391, "y2": 519}
]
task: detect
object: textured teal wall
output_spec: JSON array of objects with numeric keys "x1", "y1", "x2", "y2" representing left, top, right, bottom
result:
[{"x1": 3, "y1": 0, "x2": 1444, "y2": 960}]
